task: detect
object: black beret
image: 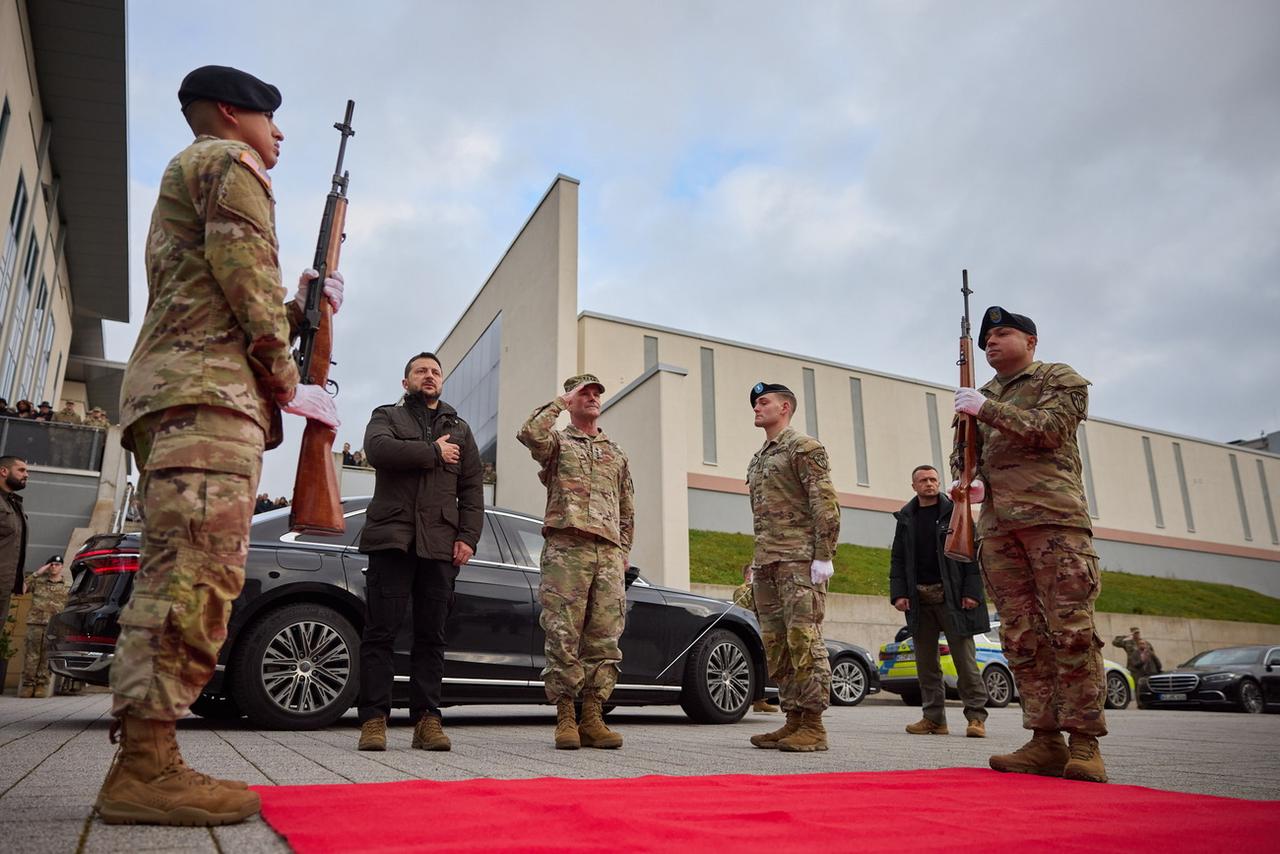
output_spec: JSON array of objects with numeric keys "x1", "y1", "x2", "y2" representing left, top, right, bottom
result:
[
  {"x1": 750, "y1": 382, "x2": 794, "y2": 407},
  {"x1": 978, "y1": 306, "x2": 1037, "y2": 350},
  {"x1": 178, "y1": 65, "x2": 282, "y2": 113}
]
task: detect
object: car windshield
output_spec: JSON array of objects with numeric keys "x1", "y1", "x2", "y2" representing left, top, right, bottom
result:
[{"x1": 1182, "y1": 648, "x2": 1262, "y2": 668}]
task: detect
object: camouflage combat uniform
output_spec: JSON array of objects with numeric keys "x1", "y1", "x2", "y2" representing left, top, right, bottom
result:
[
  {"x1": 21, "y1": 571, "x2": 69, "y2": 695},
  {"x1": 111, "y1": 136, "x2": 302, "y2": 721},
  {"x1": 85, "y1": 410, "x2": 112, "y2": 429},
  {"x1": 748, "y1": 426, "x2": 840, "y2": 713},
  {"x1": 52, "y1": 404, "x2": 83, "y2": 425},
  {"x1": 1113, "y1": 636, "x2": 1161, "y2": 685},
  {"x1": 518, "y1": 397, "x2": 634, "y2": 702},
  {"x1": 957, "y1": 360, "x2": 1106, "y2": 737}
]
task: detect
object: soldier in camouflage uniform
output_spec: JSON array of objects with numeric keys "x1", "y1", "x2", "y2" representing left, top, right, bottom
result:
[
  {"x1": 19, "y1": 558, "x2": 68, "y2": 697},
  {"x1": 518, "y1": 374, "x2": 634, "y2": 750},
  {"x1": 952, "y1": 306, "x2": 1108, "y2": 783},
  {"x1": 84, "y1": 408, "x2": 112, "y2": 429},
  {"x1": 1113, "y1": 627, "x2": 1161, "y2": 688},
  {"x1": 95, "y1": 66, "x2": 343, "y2": 826},
  {"x1": 746, "y1": 382, "x2": 840, "y2": 753},
  {"x1": 52, "y1": 401, "x2": 83, "y2": 425}
]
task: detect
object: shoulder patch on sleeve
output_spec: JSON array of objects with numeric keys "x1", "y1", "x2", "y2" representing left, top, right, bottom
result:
[
  {"x1": 1046, "y1": 362, "x2": 1090, "y2": 389},
  {"x1": 237, "y1": 150, "x2": 272, "y2": 191}
]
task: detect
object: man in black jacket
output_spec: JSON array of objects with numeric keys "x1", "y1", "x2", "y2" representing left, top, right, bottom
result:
[
  {"x1": 889, "y1": 465, "x2": 990, "y2": 738},
  {"x1": 355, "y1": 352, "x2": 484, "y2": 753}
]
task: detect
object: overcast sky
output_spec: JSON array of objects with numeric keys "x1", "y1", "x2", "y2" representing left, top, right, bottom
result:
[{"x1": 109, "y1": 1, "x2": 1280, "y2": 497}]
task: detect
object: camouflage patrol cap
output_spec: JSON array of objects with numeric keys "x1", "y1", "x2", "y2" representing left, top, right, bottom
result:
[
  {"x1": 977, "y1": 306, "x2": 1037, "y2": 350},
  {"x1": 563, "y1": 373, "x2": 605, "y2": 394},
  {"x1": 179, "y1": 65, "x2": 282, "y2": 112},
  {"x1": 750, "y1": 382, "x2": 793, "y2": 407}
]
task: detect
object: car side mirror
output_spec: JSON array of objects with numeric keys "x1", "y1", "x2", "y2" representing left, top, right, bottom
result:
[{"x1": 624, "y1": 564, "x2": 639, "y2": 589}]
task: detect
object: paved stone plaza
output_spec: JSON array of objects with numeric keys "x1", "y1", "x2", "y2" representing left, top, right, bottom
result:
[{"x1": 1, "y1": 692, "x2": 1276, "y2": 853}]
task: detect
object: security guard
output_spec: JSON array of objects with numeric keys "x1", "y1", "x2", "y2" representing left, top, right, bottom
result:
[
  {"x1": 746, "y1": 382, "x2": 840, "y2": 752},
  {"x1": 953, "y1": 307, "x2": 1108, "y2": 783},
  {"x1": 96, "y1": 65, "x2": 344, "y2": 825},
  {"x1": 518, "y1": 374, "x2": 634, "y2": 750}
]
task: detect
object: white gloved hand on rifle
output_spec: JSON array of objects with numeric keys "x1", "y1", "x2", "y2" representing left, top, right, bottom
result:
[
  {"x1": 282, "y1": 384, "x2": 340, "y2": 429},
  {"x1": 950, "y1": 479, "x2": 986, "y2": 504},
  {"x1": 954, "y1": 388, "x2": 985, "y2": 416},
  {"x1": 810, "y1": 559, "x2": 834, "y2": 585},
  {"x1": 293, "y1": 268, "x2": 345, "y2": 314}
]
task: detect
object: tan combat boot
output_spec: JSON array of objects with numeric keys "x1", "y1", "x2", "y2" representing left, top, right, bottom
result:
[
  {"x1": 750, "y1": 709, "x2": 802, "y2": 748},
  {"x1": 906, "y1": 718, "x2": 949, "y2": 735},
  {"x1": 95, "y1": 716, "x2": 260, "y2": 826},
  {"x1": 578, "y1": 695, "x2": 623, "y2": 749},
  {"x1": 751, "y1": 699, "x2": 779, "y2": 714},
  {"x1": 17, "y1": 685, "x2": 34, "y2": 698},
  {"x1": 357, "y1": 716, "x2": 387, "y2": 751},
  {"x1": 412, "y1": 715, "x2": 451, "y2": 751},
  {"x1": 554, "y1": 697, "x2": 580, "y2": 750},
  {"x1": 1064, "y1": 734, "x2": 1108, "y2": 783},
  {"x1": 966, "y1": 719, "x2": 987, "y2": 738},
  {"x1": 778, "y1": 710, "x2": 829, "y2": 752},
  {"x1": 988, "y1": 730, "x2": 1070, "y2": 776}
]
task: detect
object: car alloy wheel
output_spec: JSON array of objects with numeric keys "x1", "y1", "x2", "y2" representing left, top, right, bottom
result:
[
  {"x1": 1105, "y1": 671, "x2": 1131, "y2": 709},
  {"x1": 1239, "y1": 680, "x2": 1264, "y2": 714},
  {"x1": 983, "y1": 665, "x2": 1013, "y2": 708},
  {"x1": 680, "y1": 628, "x2": 753, "y2": 724},
  {"x1": 261, "y1": 619, "x2": 352, "y2": 714},
  {"x1": 706, "y1": 639, "x2": 751, "y2": 714},
  {"x1": 830, "y1": 658, "x2": 868, "y2": 706}
]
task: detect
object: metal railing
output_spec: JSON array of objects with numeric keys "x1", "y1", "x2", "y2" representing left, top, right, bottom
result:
[{"x1": 0, "y1": 416, "x2": 108, "y2": 471}]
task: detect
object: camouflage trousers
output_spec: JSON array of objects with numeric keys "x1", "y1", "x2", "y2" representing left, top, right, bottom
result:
[
  {"x1": 110, "y1": 406, "x2": 263, "y2": 720},
  {"x1": 538, "y1": 530, "x2": 626, "y2": 702},
  {"x1": 21, "y1": 623, "x2": 52, "y2": 694},
  {"x1": 979, "y1": 526, "x2": 1107, "y2": 737},
  {"x1": 752, "y1": 560, "x2": 831, "y2": 713}
]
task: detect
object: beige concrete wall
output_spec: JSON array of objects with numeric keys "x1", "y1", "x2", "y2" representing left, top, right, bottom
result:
[
  {"x1": 693, "y1": 583, "x2": 1280, "y2": 671},
  {"x1": 599, "y1": 366, "x2": 691, "y2": 589},
  {"x1": 435, "y1": 175, "x2": 580, "y2": 518}
]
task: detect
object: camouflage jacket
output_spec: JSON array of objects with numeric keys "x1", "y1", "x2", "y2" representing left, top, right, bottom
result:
[
  {"x1": 51, "y1": 408, "x2": 82, "y2": 425},
  {"x1": 1112, "y1": 636, "x2": 1163, "y2": 675},
  {"x1": 953, "y1": 361, "x2": 1092, "y2": 537},
  {"x1": 120, "y1": 136, "x2": 303, "y2": 448},
  {"x1": 517, "y1": 399, "x2": 634, "y2": 551},
  {"x1": 746, "y1": 426, "x2": 840, "y2": 565},
  {"x1": 25, "y1": 571, "x2": 68, "y2": 625}
]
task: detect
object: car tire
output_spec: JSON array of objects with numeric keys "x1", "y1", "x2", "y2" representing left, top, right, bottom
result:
[
  {"x1": 983, "y1": 665, "x2": 1014, "y2": 708},
  {"x1": 189, "y1": 693, "x2": 244, "y2": 721},
  {"x1": 830, "y1": 656, "x2": 869, "y2": 707},
  {"x1": 231, "y1": 603, "x2": 360, "y2": 730},
  {"x1": 1238, "y1": 679, "x2": 1264, "y2": 714},
  {"x1": 679, "y1": 629, "x2": 753, "y2": 724},
  {"x1": 1104, "y1": 671, "x2": 1132, "y2": 710}
]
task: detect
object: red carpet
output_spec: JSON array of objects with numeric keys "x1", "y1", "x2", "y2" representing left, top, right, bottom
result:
[{"x1": 256, "y1": 768, "x2": 1280, "y2": 853}]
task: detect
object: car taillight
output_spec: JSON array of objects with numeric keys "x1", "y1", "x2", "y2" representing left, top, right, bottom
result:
[
  {"x1": 79, "y1": 551, "x2": 140, "y2": 574},
  {"x1": 67, "y1": 634, "x2": 117, "y2": 645}
]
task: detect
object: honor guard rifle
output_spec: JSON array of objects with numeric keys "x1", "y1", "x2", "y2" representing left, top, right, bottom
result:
[
  {"x1": 290, "y1": 100, "x2": 355, "y2": 535},
  {"x1": 944, "y1": 270, "x2": 978, "y2": 562}
]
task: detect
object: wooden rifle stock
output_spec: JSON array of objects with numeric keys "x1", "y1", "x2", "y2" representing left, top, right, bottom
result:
[
  {"x1": 290, "y1": 101, "x2": 355, "y2": 536},
  {"x1": 944, "y1": 270, "x2": 978, "y2": 562}
]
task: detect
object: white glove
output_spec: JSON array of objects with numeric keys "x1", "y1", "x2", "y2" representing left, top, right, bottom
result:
[
  {"x1": 282, "y1": 384, "x2": 340, "y2": 428},
  {"x1": 743, "y1": 565, "x2": 755, "y2": 585},
  {"x1": 294, "y1": 268, "x2": 345, "y2": 314},
  {"x1": 810, "y1": 559, "x2": 834, "y2": 585},
  {"x1": 955, "y1": 388, "x2": 985, "y2": 416},
  {"x1": 950, "y1": 479, "x2": 986, "y2": 504}
]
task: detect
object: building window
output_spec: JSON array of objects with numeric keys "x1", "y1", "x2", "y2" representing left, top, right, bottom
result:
[
  {"x1": 1141, "y1": 436, "x2": 1165, "y2": 528},
  {"x1": 925, "y1": 392, "x2": 946, "y2": 489},
  {"x1": 1257, "y1": 460, "x2": 1278, "y2": 546},
  {"x1": 643, "y1": 335, "x2": 658, "y2": 371},
  {"x1": 1077, "y1": 424, "x2": 1100, "y2": 518},
  {"x1": 849, "y1": 376, "x2": 869, "y2": 487},
  {"x1": 32, "y1": 316, "x2": 55, "y2": 403},
  {"x1": 1228, "y1": 454, "x2": 1252, "y2": 542},
  {"x1": 1, "y1": 174, "x2": 28, "y2": 339},
  {"x1": 0, "y1": 98, "x2": 10, "y2": 160},
  {"x1": 700, "y1": 347, "x2": 717, "y2": 464},
  {"x1": 802, "y1": 367, "x2": 819, "y2": 439},
  {"x1": 1, "y1": 229, "x2": 39, "y2": 399},
  {"x1": 440, "y1": 312, "x2": 501, "y2": 469},
  {"x1": 16, "y1": 277, "x2": 47, "y2": 401},
  {"x1": 1172, "y1": 442, "x2": 1195, "y2": 533}
]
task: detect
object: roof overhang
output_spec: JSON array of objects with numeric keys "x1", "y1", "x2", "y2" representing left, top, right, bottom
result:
[{"x1": 65, "y1": 354, "x2": 125, "y2": 421}]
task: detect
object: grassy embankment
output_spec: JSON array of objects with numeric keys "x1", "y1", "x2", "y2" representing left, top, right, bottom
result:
[{"x1": 689, "y1": 529, "x2": 1280, "y2": 625}]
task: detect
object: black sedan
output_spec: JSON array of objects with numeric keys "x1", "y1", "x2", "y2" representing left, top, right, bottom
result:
[
  {"x1": 1138, "y1": 645, "x2": 1280, "y2": 714},
  {"x1": 48, "y1": 498, "x2": 877, "y2": 728}
]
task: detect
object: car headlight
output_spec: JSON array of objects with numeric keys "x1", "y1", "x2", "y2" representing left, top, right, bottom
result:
[{"x1": 1202, "y1": 673, "x2": 1235, "y2": 684}]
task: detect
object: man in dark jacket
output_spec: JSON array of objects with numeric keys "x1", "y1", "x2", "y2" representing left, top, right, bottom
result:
[
  {"x1": 355, "y1": 352, "x2": 484, "y2": 753},
  {"x1": 889, "y1": 465, "x2": 990, "y2": 738}
]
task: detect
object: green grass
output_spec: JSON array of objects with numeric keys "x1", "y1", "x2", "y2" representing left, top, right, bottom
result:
[{"x1": 689, "y1": 529, "x2": 1280, "y2": 625}]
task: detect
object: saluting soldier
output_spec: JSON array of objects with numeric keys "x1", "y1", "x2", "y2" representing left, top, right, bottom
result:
[
  {"x1": 746, "y1": 382, "x2": 840, "y2": 752},
  {"x1": 96, "y1": 65, "x2": 345, "y2": 826},
  {"x1": 952, "y1": 307, "x2": 1108, "y2": 783},
  {"x1": 19, "y1": 557, "x2": 68, "y2": 697},
  {"x1": 518, "y1": 374, "x2": 634, "y2": 750}
]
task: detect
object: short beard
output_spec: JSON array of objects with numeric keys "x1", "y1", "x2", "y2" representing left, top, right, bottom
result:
[
  {"x1": 408, "y1": 388, "x2": 439, "y2": 406},
  {"x1": 4, "y1": 475, "x2": 24, "y2": 491}
]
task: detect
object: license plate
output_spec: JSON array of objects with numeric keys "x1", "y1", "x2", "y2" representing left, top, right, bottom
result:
[
  {"x1": 1159, "y1": 693, "x2": 1187, "y2": 701},
  {"x1": 896, "y1": 653, "x2": 915, "y2": 662}
]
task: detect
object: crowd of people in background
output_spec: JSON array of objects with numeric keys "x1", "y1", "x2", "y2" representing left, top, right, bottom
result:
[
  {"x1": 0, "y1": 398, "x2": 112, "y2": 428},
  {"x1": 342, "y1": 441, "x2": 371, "y2": 468},
  {"x1": 254, "y1": 493, "x2": 292, "y2": 514}
]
